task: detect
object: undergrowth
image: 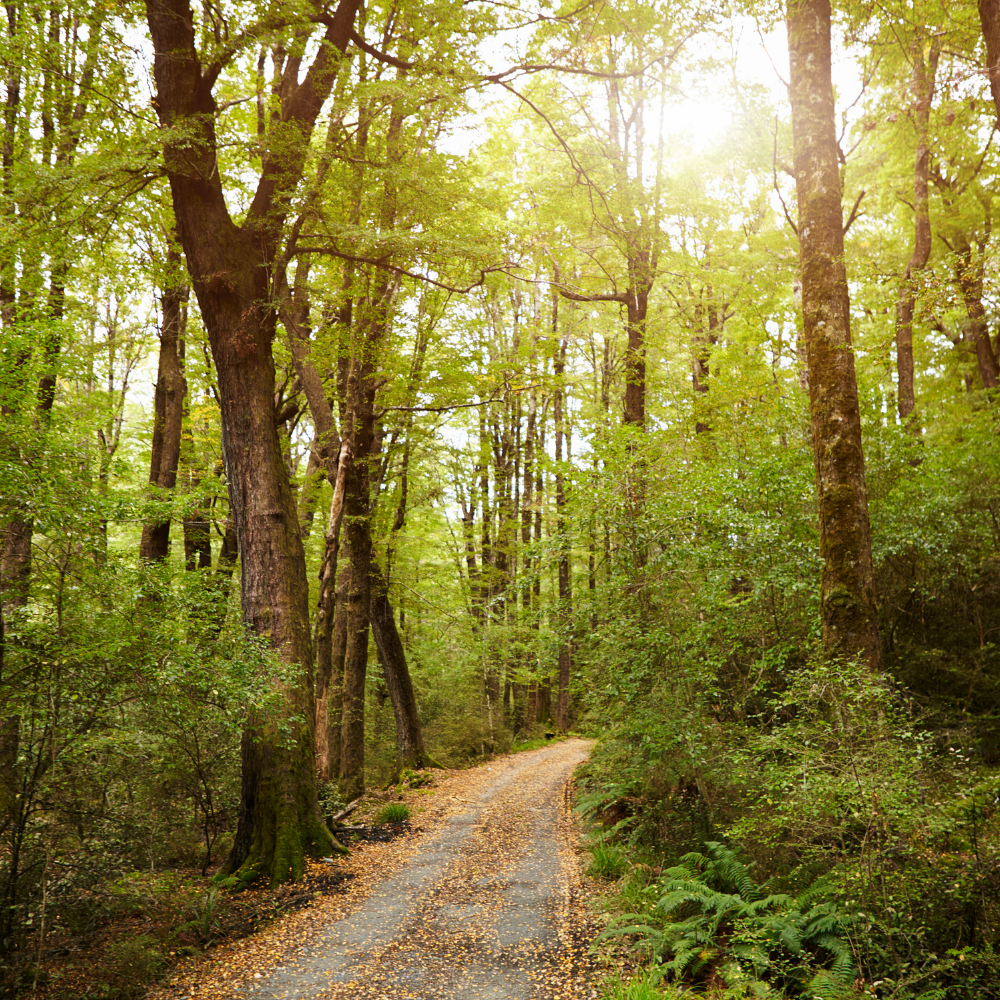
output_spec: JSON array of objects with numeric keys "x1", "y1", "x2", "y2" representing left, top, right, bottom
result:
[{"x1": 578, "y1": 659, "x2": 1000, "y2": 1000}]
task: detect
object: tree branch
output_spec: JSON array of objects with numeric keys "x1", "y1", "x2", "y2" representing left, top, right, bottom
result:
[
  {"x1": 292, "y1": 245, "x2": 521, "y2": 293},
  {"x1": 843, "y1": 188, "x2": 866, "y2": 235},
  {"x1": 348, "y1": 28, "x2": 414, "y2": 69}
]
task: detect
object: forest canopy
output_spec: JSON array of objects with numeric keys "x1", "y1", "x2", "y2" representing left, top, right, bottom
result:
[{"x1": 3, "y1": 0, "x2": 1000, "y2": 996}]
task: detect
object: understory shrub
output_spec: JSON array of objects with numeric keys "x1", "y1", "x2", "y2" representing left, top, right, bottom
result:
[{"x1": 603, "y1": 842, "x2": 854, "y2": 996}]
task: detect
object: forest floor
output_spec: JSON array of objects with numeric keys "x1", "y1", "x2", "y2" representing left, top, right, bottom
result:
[{"x1": 146, "y1": 738, "x2": 614, "y2": 1000}]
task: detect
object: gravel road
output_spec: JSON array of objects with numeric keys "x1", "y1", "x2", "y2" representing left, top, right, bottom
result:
[{"x1": 235, "y1": 738, "x2": 596, "y2": 1000}]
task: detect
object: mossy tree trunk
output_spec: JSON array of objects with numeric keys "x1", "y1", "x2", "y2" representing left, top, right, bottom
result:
[
  {"x1": 145, "y1": 0, "x2": 360, "y2": 885},
  {"x1": 787, "y1": 0, "x2": 881, "y2": 670}
]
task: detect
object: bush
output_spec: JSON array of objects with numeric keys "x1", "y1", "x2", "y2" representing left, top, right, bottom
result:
[
  {"x1": 101, "y1": 934, "x2": 166, "y2": 999},
  {"x1": 375, "y1": 802, "x2": 410, "y2": 824},
  {"x1": 588, "y1": 841, "x2": 631, "y2": 881},
  {"x1": 603, "y1": 842, "x2": 854, "y2": 996}
]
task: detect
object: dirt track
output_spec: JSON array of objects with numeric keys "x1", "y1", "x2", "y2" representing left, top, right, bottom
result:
[{"x1": 154, "y1": 739, "x2": 603, "y2": 1000}]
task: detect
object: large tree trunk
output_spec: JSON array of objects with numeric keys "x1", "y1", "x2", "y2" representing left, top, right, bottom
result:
[
  {"x1": 183, "y1": 510, "x2": 211, "y2": 570},
  {"x1": 979, "y1": 0, "x2": 1000, "y2": 124},
  {"x1": 370, "y1": 559, "x2": 425, "y2": 768},
  {"x1": 139, "y1": 252, "x2": 187, "y2": 563},
  {"x1": 145, "y1": 0, "x2": 359, "y2": 884},
  {"x1": 208, "y1": 292, "x2": 338, "y2": 884},
  {"x1": 787, "y1": 0, "x2": 881, "y2": 670},
  {"x1": 894, "y1": 40, "x2": 938, "y2": 425}
]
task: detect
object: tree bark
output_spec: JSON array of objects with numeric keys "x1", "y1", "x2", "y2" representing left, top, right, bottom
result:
[
  {"x1": 894, "y1": 40, "x2": 938, "y2": 425},
  {"x1": 370, "y1": 559, "x2": 425, "y2": 767},
  {"x1": 692, "y1": 299, "x2": 719, "y2": 434},
  {"x1": 624, "y1": 252, "x2": 651, "y2": 427},
  {"x1": 140, "y1": 253, "x2": 188, "y2": 563},
  {"x1": 979, "y1": 0, "x2": 1000, "y2": 125},
  {"x1": 338, "y1": 279, "x2": 394, "y2": 797},
  {"x1": 787, "y1": 0, "x2": 881, "y2": 670},
  {"x1": 953, "y1": 228, "x2": 999, "y2": 390},
  {"x1": 183, "y1": 512, "x2": 212, "y2": 570},
  {"x1": 315, "y1": 439, "x2": 351, "y2": 781},
  {"x1": 553, "y1": 302, "x2": 572, "y2": 732},
  {"x1": 145, "y1": 0, "x2": 359, "y2": 884}
]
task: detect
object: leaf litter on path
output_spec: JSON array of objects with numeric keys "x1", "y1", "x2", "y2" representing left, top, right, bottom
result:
[{"x1": 149, "y1": 739, "x2": 615, "y2": 1000}]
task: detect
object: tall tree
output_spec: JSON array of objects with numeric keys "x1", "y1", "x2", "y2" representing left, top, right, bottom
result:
[
  {"x1": 787, "y1": 0, "x2": 881, "y2": 670},
  {"x1": 144, "y1": 0, "x2": 360, "y2": 883},
  {"x1": 894, "y1": 38, "x2": 939, "y2": 425}
]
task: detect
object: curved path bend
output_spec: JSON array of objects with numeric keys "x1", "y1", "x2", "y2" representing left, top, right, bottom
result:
[{"x1": 230, "y1": 738, "x2": 598, "y2": 1000}]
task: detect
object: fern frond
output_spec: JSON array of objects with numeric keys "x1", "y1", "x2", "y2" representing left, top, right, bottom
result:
[
  {"x1": 705, "y1": 842, "x2": 762, "y2": 900},
  {"x1": 806, "y1": 969, "x2": 856, "y2": 999}
]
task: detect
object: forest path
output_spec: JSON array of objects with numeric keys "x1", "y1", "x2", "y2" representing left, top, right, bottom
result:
[{"x1": 158, "y1": 739, "x2": 602, "y2": 1000}]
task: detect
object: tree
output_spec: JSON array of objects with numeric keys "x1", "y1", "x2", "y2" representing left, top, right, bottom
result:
[
  {"x1": 143, "y1": 0, "x2": 360, "y2": 884},
  {"x1": 140, "y1": 237, "x2": 189, "y2": 563},
  {"x1": 787, "y1": 0, "x2": 881, "y2": 670},
  {"x1": 894, "y1": 36, "x2": 939, "y2": 425}
]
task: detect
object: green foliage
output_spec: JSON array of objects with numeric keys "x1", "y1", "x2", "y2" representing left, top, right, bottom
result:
[
  {"x1": 603, "y1": 842, "x2": 854, "y2": 995},
  {"x1": 601, "y1": 970, "x2": 686, "y2": 1000},
  {"x1": 375, "y1": 802, "x2": 411, "y2": 824},
  {"x1": 588, "y1": 841, "x2": 631, "y2": 881}
]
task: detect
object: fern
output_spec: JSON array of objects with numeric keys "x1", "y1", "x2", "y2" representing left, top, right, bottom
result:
[{"x1": 607, "y1": 840, "x2": 857, "y2": 995}]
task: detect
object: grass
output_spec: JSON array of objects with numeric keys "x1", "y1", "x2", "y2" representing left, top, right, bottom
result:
[
  {"x1": 602, "y1": 971, "x2": 683, "y2": 1000},
  {"x1": 375, "y1": 802, "x2": 410, "y2": 824},
  {"x1": 587, "y1": 841, "x2": 630, "y2": 880}
]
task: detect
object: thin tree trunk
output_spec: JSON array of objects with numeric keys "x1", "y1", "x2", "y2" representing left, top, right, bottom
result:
[
  {"x1": 692, "y1": 301, "x2": 719, "y2": 434},
  {"x1": 895, "y1": 41, "x2": 938, "y2": 425},
  {"x1": 787, "y1": 0, "x2": 881, "y2": 670},
  {"x1": 624, "y1": 258, "x2": 650, "y2": 428},
  {"x1": 339, "y1": 278, "x2": 395, "y2": 796},
  {"x1": 953, "y1": 229, "x2": 999, "y2": 390},
  {"x1": 140, "y1": 259, "x2": 188, "y2": 563},
  {"x1": 337, "y1": 81, "x2": 406, "y2": 795},
  {"x1": 370, "y1": 559, "x2": 424, "y2": 767},
  {"x1": 183, "y1": 512, "x2": 211, "y2": 570},
  {"x1": 315, "y1": 438, "x2": 351, "y2": 780},
  {"x1": 553, "y1": 308, "x2": 572, "y2": 732}
]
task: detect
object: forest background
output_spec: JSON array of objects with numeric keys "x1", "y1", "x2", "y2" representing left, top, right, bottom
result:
[{"x1": 3, "y1": 0, "x2": 1000, "y2": 996}]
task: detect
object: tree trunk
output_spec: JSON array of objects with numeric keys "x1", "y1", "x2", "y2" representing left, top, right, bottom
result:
[
  {"x1": 297, "y1": 444, "x2": 325, "y2": 540},
  {"x1": 979, "y1": 0, "x2": 1000, "y2": 124},
  {"x1": 624, "y1": 262, "x2": 649, "y2": 428},
  {"x1": 139, "y1": 254, "x2": 187, "y2": 563},
  {"x1": 953, "y1": 230, "x2": 999, "y2": 390},
  {"x1": 338, "y1": 280, "x2": 393, "y2": 797},
  {"x1": 787, "y1": 0, "x2": 881, "y2": 670},
  {"x1": 183, "y1": 512, "x2": 211, "y2": 570},
  {"x1": 692, "y1": 300, "x2": 719, "y2": 434},
  {"x1": 370, "y1": 559, "x2": 424, "y2": 768},
  {"x1": 315, "y1": 439, "x2": 351, "y2": 781},
  {"x1": 145, "y1": 0, "x2": 360, "y2": 884},
  {"x1": 894, "y1": 41, "x2": 938, "y2": 425},
  {"x1": 553, "y1": 310, "x2": 572, "y2": 732}
]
